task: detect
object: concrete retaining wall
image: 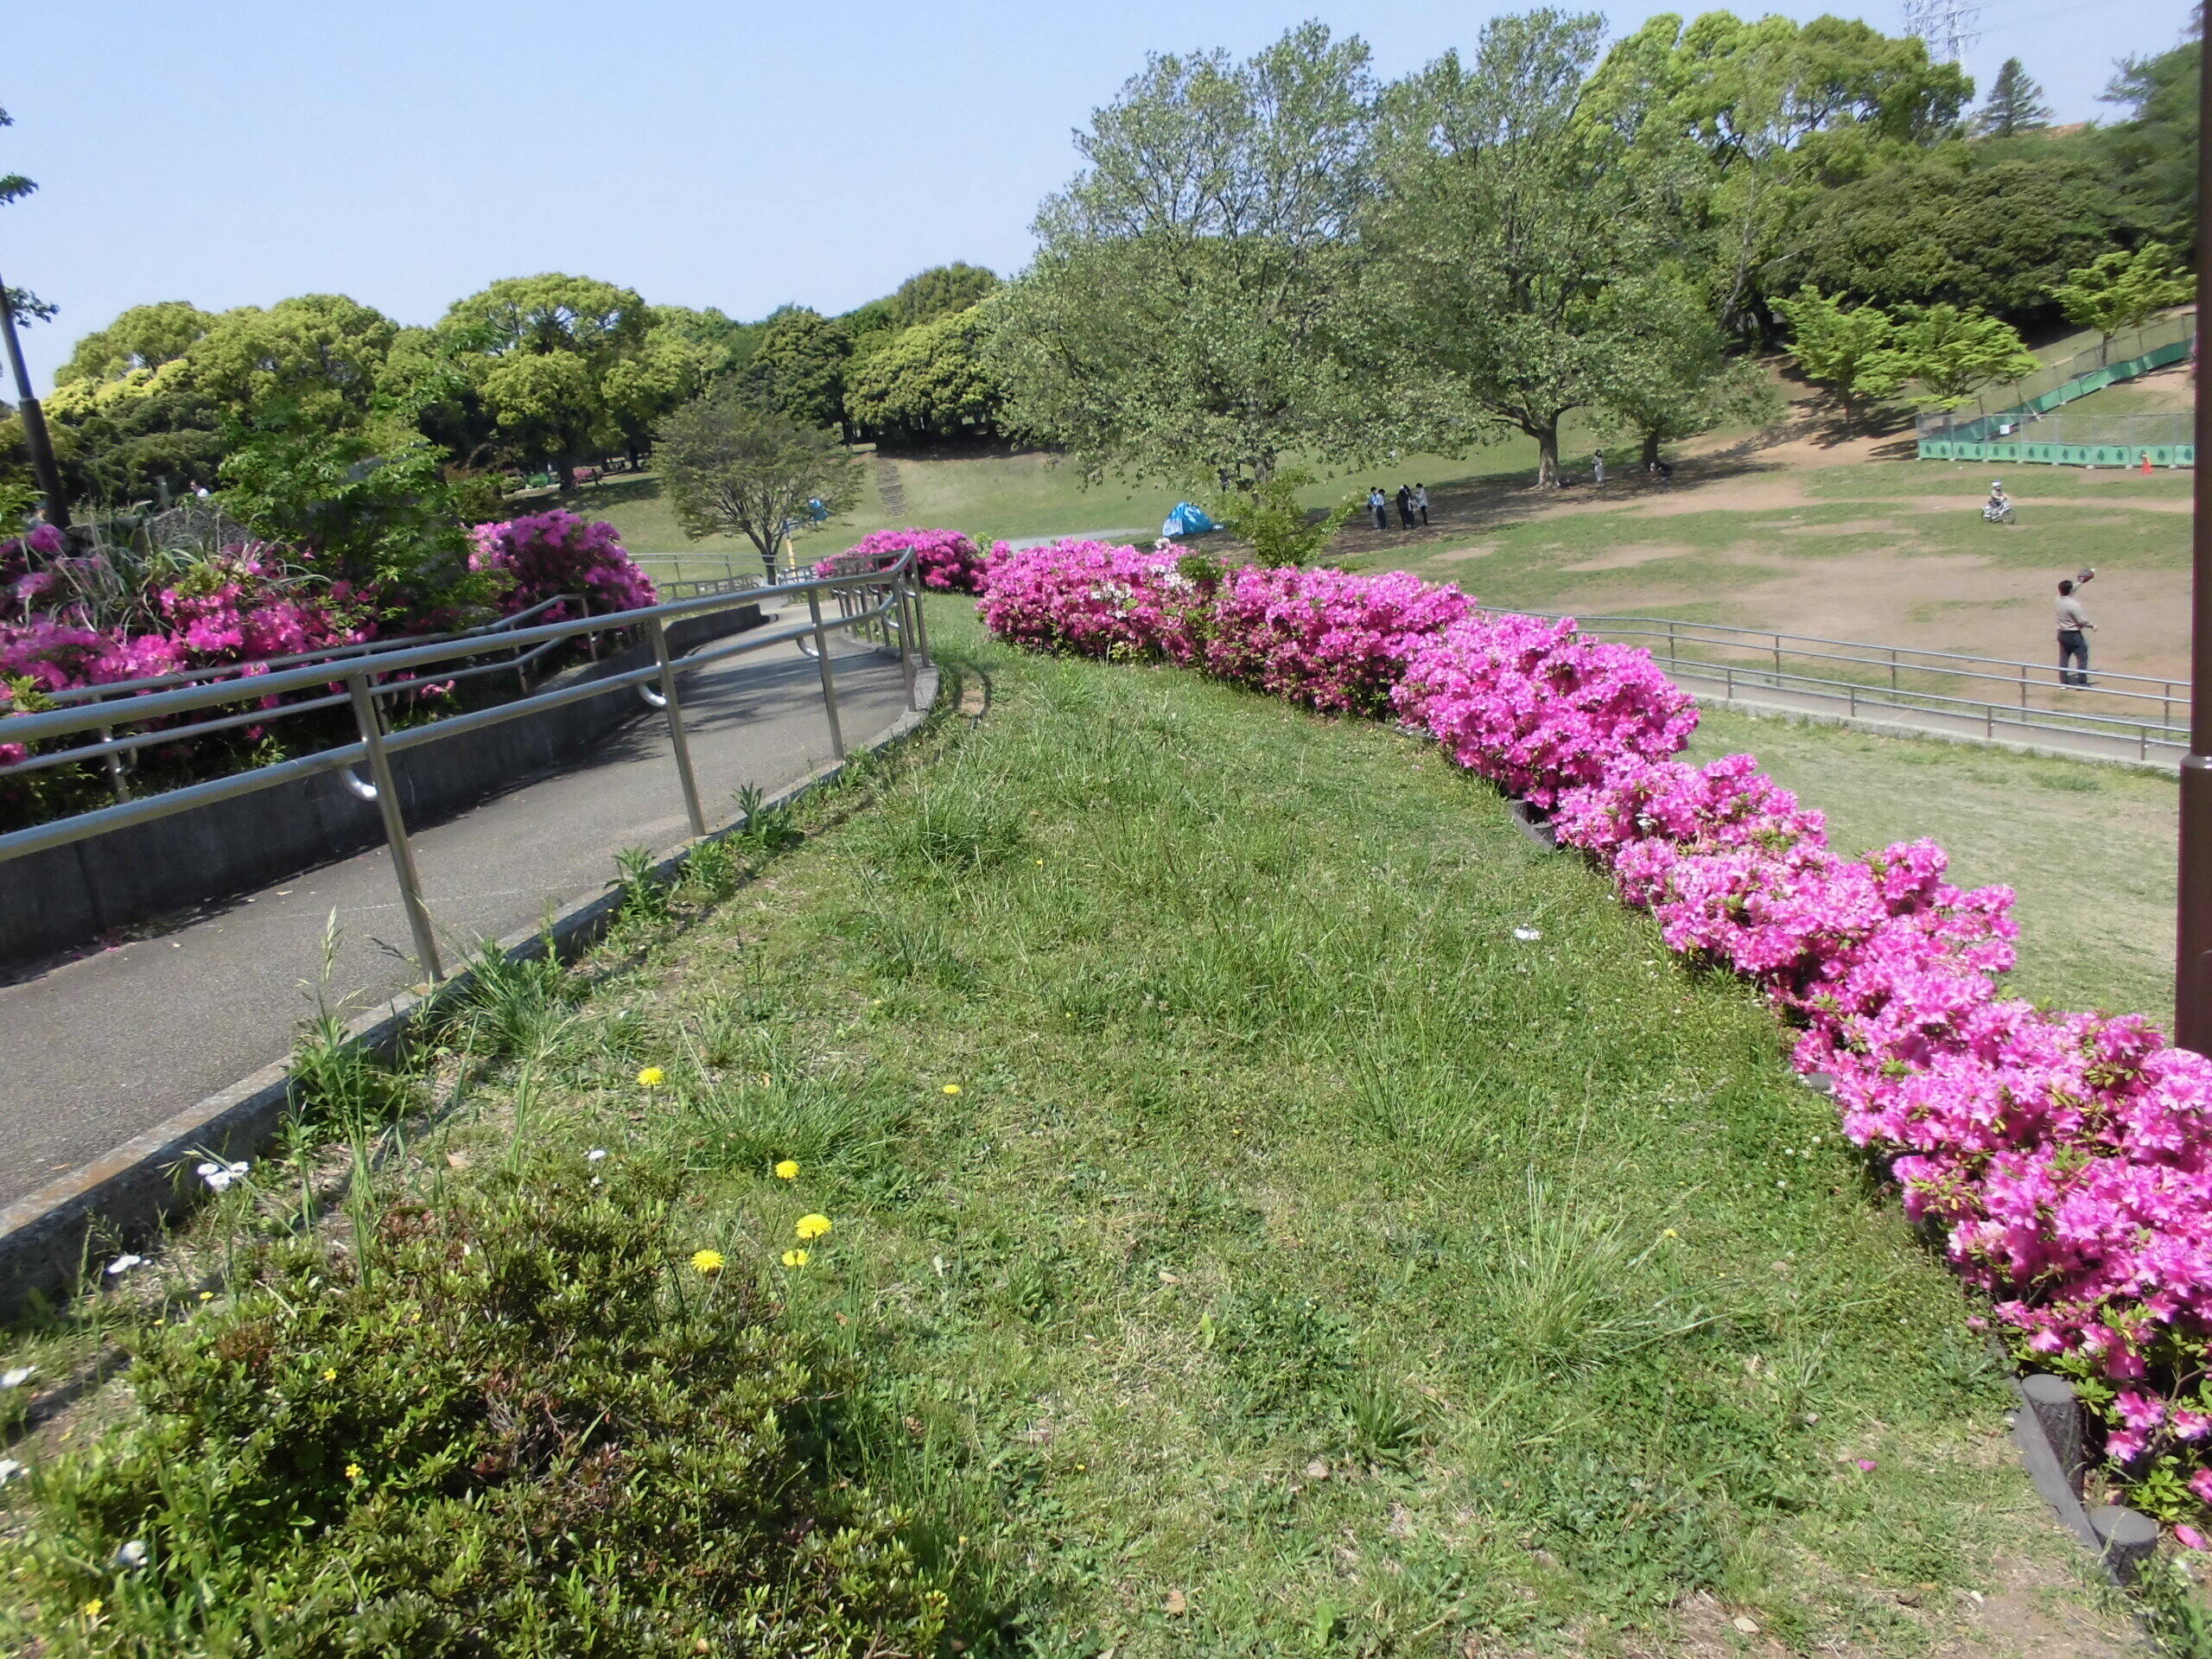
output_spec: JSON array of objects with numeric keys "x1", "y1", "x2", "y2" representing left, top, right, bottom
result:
[{"x1": 0, "y1": 606, "x2": 763, "y2": 970}]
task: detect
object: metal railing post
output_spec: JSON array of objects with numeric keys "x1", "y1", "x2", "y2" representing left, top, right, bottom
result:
[
  {"x1": 98, "y1": 726, "x2": 129, "y2": 804},
  {"x1": 907, "y1": 569, "x2": 932, "y2": 668},
  {"x1": 894, "y1": 576, "x2": 919, "y2": 711},
  {"x1": 806, "y1": 583, "x2": 848, "y2": 760},
  {"x1": 647, "y1": 617, "x2": 708, "y2": 839},
  {"x1": 346, "y1": 672, "x2": 442, "y2": 983}
]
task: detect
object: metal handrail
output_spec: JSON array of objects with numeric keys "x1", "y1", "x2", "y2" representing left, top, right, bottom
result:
[
  {"x1": 0, "y1": 553, "x2": 931, "y2": 981},
  {"x1": 1535, "y1": 611, "x2": 2185, "y2": 759},
  {"x1": 28, "y1": 592, "x2": 591, "y2": 709}
]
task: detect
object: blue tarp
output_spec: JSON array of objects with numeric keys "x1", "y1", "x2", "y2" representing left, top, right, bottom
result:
[{"x1": 1160, "y1": 502, "x2": 1217, "y2": 537}]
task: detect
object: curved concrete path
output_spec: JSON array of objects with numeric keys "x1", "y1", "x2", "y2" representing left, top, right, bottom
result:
[{"x1": 0, "y1": 623, "x2": 931, "y2": 1210}]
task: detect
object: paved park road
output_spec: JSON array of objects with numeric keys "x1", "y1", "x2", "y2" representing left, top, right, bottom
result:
[{"x1": 0, "y1": 622, "x2": 931, "y2": 1211}]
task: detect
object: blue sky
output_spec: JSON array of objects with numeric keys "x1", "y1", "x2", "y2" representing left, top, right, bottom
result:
[{"x1": 7, "y1": 0, "x2": 2191, "y2": 387}]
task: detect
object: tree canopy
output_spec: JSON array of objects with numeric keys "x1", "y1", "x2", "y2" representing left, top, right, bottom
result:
[
  {"x1": 990, "y1": 21, "x2": 1388, "y2": 486},
  {"x1": 654, "y1": 390, "x2": 862, "y2": 578}
]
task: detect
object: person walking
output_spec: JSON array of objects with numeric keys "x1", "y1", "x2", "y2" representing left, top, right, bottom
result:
[
  {"x1": 2055, "y1": 577, "x2": 2095, "y2": 688},
  {"x1": 1413, "y1": 483, "x2": 1429, "y2": 524},
  {"x1": 1592, "y1": 448, "x2": 1606, "y2": 486},
  {"x1": 1369, "y1": 486, "x2": 1388, "y2": 531},
  {"x1": 1395, "y1": 484, "x2": 1415, "y2": 529}
]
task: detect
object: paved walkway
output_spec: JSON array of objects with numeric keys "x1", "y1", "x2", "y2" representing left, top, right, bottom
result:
[
  {"x1": 1664, "y1": 664, "x2": 2182, "y2": 769},
  {"x1": 0, "y1": 621, "x2": 930, "y2": 1210}
]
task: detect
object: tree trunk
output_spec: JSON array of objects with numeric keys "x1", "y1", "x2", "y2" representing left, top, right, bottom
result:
[
  {"x1": 1534, "y1": 420, "x2": 1561, "y2": 489},
  {"x1": 1640, "y1": 430, "x2": 1661, "y2": 471}
]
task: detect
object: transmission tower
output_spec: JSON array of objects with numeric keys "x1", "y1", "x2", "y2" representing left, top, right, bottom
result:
[{"x1": 1902, "y1": 0, "x2": 1981, "y2": 64}]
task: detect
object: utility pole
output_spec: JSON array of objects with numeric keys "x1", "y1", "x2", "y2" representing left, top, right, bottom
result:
[
  {"x1": 2177, "y1": 34, "x2": 2212, "y2": 1052},
  {"x1": 0, "y1": 269, "x2": 68, "y2": 532}
]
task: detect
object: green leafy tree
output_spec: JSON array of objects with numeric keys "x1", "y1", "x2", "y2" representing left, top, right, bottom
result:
[
  {"x1": 601, "y1": 322, "x2": 719, "y2": 466},
  {"x1": 2099, "y1": 30, "x2": 2199, "y2": 247},
  {"x1": 439, "y1": 274, "x2": 649, "y2": 487},
  {"x1": 1773, "y1": 286, "x2": 1905, "y2": 430},
  {"x1": 1586, "y1": 12, "x2": 1973, "y2": 335},
  {"x1": 2053, "y1": 242, "x2": 2195, "y2": 363},
  {"x1": 890, "y1": 263, "x2": 1000, "y2": 328},
  {"x1": 844, "y1": 305, "x2": 1001, "y2": 446},
  {"x1": 1974, "y1": 59, "x2": 2050, "y2": 137},
  {"x1": 1367, "y1": 11, "x2": 1662, "y2": 487},
  {"x1": 747, "y1": 307, "x2": 855, "y2": 433},
  {"x1": 0, "y1": 103, "x2": 52, "y2": 327},
  {"x1": 189, "y1": 295, "x2": 398, "y2": 433},
  {"x1": 1594, "y1": 272, "x2": 1779, "y2": 467},
  {"x1": 1887, "y1": 302, "x2": 2039, "y2": 410},
  {"x1": 55, "y1": 302, "x2": 216, "y2": 385},
  {"x1": 989, "y1": 21, "x2": 1387, "y2": 489},
  {"x1": 1205, "y1": 470, "x2": 1360, "y2": 566},
  {"x1": 218, "y1": 430, "x2": 491, "y2": 619},
  {"x1": 1773, "y1": 156, "x2": 2118, "y2": 326},
  {"x1": 45, "y1": 361, "x2": 225, "y2": 503},
  {"x1": 654, "y1": 390, "x2": 862, "y2": 580}
]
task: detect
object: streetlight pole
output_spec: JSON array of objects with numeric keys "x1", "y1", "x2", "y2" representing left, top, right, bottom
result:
[
  {"x1": 2177, "y1": 33, "x2": 2212, "y2": 1052},
  {"x1": 0, "y1": 267, "x2": 68, "y2": 532}
]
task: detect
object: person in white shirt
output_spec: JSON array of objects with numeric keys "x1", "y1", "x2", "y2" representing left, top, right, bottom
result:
[{"x1": 2055, "y1": 578, "x2": 2094, "y2": 687}]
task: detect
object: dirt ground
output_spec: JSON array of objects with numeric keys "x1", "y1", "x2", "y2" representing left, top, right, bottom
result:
[{"x1": 1341, "y1": 390, "x2": 2194, "y2": 682}]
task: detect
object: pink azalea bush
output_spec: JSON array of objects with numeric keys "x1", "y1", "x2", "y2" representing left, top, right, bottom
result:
[
  {"x1": 467, "y1": 511, "x2": 656, "y2": 620},
  {"x1": 3, "y1": 533, "x2": 372, "y2": 769},
  {"x1": 817, "y1": 528, "x2": 991, "y2": 594},
  {"x1": 1392, "y1": 613, "x2": 1700, "y2": 805},
  {"x1": 976, "y1": 536, "x2": 2212, "y2": 1531}
]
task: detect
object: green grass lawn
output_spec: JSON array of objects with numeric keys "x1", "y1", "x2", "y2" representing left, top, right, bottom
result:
[
  {"x1": 548, "y1": 428, "x2": 1589, "y2": 572},
  {"x1": 4, "y1": 601, "x2": 2142, "y2": 1654}
]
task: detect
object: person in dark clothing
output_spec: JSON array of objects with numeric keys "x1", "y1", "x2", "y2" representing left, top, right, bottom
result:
[
  {"x1": 1369, "y1": 486, "x2": 1388, "y2": 531},
  {"x1": 1395, "y1": 484, "x2": 1415, "y2": 529},
  {"x1": 2056, "y1": 578, "x2": 2095, "y2": 687}
]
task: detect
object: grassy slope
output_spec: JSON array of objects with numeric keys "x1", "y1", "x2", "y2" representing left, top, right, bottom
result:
[
  {"x1": 435, "y1": 603, "x2": 2119, "y2": 1653},
  {"x1": 552, "y1": 430, "x2": 1580, "y2": 569}
]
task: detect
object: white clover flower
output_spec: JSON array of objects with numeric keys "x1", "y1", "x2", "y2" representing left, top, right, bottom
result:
[
  {"x1": 196, "y1": 1160, "x2": 250, "y2": 1193},
  {"x1": 105, "y1": 1254, "x2": 146, "y2": 1277},
  {"x1": 1512, "y1": 927, "x2": 1542, "y2": 942},
  {"x1": 0, "y1": 1366, "x2": 35, "y2": 1389}
]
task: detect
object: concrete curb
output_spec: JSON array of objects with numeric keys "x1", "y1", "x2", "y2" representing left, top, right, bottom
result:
[{"x1": 0, "y1": 665, "x2": 944, "y2": 1319}]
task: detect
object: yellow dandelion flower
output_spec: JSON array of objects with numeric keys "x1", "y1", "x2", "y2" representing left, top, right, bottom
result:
[
  {"x1": 774, "y1": 1159, "x2": 799, "y2": 1180},
  {"x1": 637, "y1": 1066, "x2": 667, "y2": 1088},
  {"x1": 781, "y1": 1249, "x2": 810, "y2": 1268},
  {"x1": 795, "y1": 1213, "x2": 832, "y2": 1241},
  {"x1": 81, "y1": 1599, "x2": 102, "y2": 1619},
  {"x1": 320, "y1": 1367, "x2": 337, "y2": 1382},
  {"x1": 345, "y1": 1461, "x2": 364, "y2": 1481},
  {"x1": 942, "y1": 1084, "x2": 962, "y2": 1096},
  {"x1": 198, "y1": 1290, "x2": 213, "y2": 1301},
  {"x1": 690, "y1": 1249, "x2": 725, "y2": 1275},
  {"x1": 1663, "y1": 1228, "x2": 1679, "y2": 1238}
]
